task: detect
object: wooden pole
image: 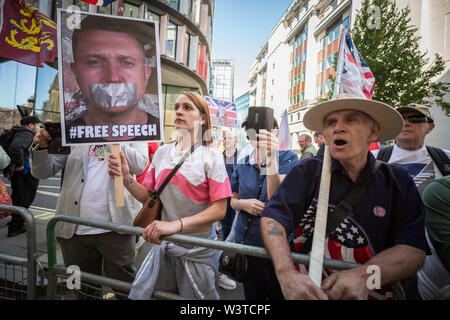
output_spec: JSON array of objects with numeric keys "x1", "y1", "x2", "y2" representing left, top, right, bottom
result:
[
  {"x1": 112, "y1": 144, "x2": 124, "y2": 207},
  {"x1": 309, "y1": 144, "x2": 332, "y2": 287}
]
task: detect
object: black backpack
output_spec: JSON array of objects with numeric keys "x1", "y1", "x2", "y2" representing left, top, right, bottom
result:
[
  {"x1": 376, "y1": 145, "x2": 450, "y2": 176},
  {"x1": 0, "y1": 129, "x2": 17, "y2": 178},
  {"x1": 0, "y1": 129, "x2": 15, "y2": 156}
]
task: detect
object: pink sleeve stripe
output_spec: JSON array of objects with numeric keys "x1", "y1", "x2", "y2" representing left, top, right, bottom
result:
[
  {"x1": 142, "y1": 167, "x2": 156, "y2": 192},
  {"x1": 155, "y1": 169, "x2": 210, "y2": 205},
  {"x1": 209, "y1": 176, "x2": 232, "y2": 203},
  {"x1": 154, "y1": 169, "x2": 231, "y2": 205}
]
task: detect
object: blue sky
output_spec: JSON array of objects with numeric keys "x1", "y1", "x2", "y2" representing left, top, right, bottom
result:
[{"x1": 211, "y1": 0, "x2": 294, "y2": 99}]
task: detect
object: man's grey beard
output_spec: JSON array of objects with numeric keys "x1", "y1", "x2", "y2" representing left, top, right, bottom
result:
[{"x1": 88, "y1": 83, "x2": 138, "y2": 108}]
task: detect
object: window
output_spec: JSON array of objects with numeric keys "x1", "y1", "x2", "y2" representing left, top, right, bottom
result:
[
  {"x1": 186, "y1": 0, "x2": 193, "y2": 18},
  {"x1": 0, "y1": 61, "x2": 36, "y2": 109},
  {"x1": 123, "y1": 2, "x2": 140, "y2": 18},
  {"x1": 166, "y1": 21, "x2": 177, "y2": 59},
  {"x1": 169, "y1": 0, "x2": 179, "y2": 10},
  {"x1": 297, "y1": 112, "x2": 301, "y2": 121},
  {"x1": 273, "y1": 63, "x2": 275, "y2": 70},
  {"x1": 332, "y1": 1, "x2": 338, "y2": 9},
  {"x1": 342, "y1": 16, "x2": 350, "y2": 29},
  {"x1": 333, "y1": 25, "x2": 339, "y2": 41},
  {"x1": 35, "y1": 63, "x2": 59, "y2": 121},
  {"x1": 272, "y1": 79, "x2": 274, "y2": 85},
  {"x1": 146, "y1": 10, "x2": 160, "y2": 21},
  {"x1": 184, "y1": 33, "x2": 190, "y2": 65},
  {"x1": 74, "y1": 0, "x2": 88, "y2": 11},
  {"x1": 98, "y1": 3, "x2": 113, "y2": 15},
  {"x1": 327, "y1": 56, "x2": 332, "y2": 69},
  {"x1": 271, "y1": 95, "x2": 273, "y2": 102}
]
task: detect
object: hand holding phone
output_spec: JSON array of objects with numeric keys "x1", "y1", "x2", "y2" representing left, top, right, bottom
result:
[{"x1": 44, "y1": 122, "x2": 71, "y2": 154}]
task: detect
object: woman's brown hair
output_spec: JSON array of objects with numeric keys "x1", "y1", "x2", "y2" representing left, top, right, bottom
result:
[{"x1": 179, "y1": 91, "x2": 214, "y2": 146}]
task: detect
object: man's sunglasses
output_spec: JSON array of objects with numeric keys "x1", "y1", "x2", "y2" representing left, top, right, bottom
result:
[{"x1": 402, "y1": 115, "x2": 432, "y2": 123}]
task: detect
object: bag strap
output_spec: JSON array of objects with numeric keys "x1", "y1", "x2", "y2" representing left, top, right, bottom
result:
[
  {"x1": 376, "y1": 145, "x2": 393, "y2": 162},
  {"x1": 300, "y1": 160, "x2": 381, "y2": 254},
  {"x1": 240, "y1": 181, "x2": 264, "y2": 244},
  {"x1": 147, "y1": 143, "x2": 200, "y2": 207},
  {"x1": 426, "y1": 146, "x2": 450, "y2": 176}
]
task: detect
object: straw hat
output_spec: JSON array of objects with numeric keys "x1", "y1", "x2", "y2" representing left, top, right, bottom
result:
[{"x1": 303, "y1": 93, "x2": 403, "y2": 141}]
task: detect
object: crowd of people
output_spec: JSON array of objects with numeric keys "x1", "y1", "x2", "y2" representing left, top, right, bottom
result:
[
  {"x1": 0, "y1": 91, "x2": 440, "y2": 300},
  {"x1": 1, "y1": 14, "x2": 448, "y2": 301}
]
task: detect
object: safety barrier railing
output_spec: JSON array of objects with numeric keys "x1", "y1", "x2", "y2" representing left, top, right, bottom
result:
[
  {"x1": 436, "y1": 285, "x2": 450, "y2": 300},
  {"x1": 47, "y1": 214, "x2": 406, "y2": 300},
  {"x1": 0, "y1": 205, "x2": 37, "y2": 300}
]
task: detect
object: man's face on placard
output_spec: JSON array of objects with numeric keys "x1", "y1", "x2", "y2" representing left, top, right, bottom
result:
[{"x1": 71, "y1": 30, "x2": 152, "y2": 117}]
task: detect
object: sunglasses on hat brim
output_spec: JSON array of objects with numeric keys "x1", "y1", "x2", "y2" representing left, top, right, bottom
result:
[{"x1": 402, "y1": 115, "x2": 433, "y2": 123}]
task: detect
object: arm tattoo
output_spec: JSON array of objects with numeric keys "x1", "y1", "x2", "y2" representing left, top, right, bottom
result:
[
  {"x1": 266, "y1": 220, "x2": 283, "y2": 236},
  {"x1": 124, "y1": 177, "x2": 134, "y2": 188}
]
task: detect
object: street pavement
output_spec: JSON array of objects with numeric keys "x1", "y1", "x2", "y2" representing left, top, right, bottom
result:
[{"x1": 0, "y1": 172, "x2": 244, "y2": 300}]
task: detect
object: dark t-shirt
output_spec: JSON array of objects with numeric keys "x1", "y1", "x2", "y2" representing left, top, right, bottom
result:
[
  {"x1": 231, "y1": 150, "x2": 299, "y2": 246},
  {"x1": 261, "y1": 153, "x2": 430, "y2": 259}
]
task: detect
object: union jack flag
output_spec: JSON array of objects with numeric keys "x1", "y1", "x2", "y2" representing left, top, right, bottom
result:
[
  {"x1": 294, "y1": 200, "x2": 394, "y2": 300},
  {"x1": 334, "y1": 28, "x2": 375, "y2": 99},
  {"x1": 205, "y1": 96, "x2": 237, "y2": 128}
]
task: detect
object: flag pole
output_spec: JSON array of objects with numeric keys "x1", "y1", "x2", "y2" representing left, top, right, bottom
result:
[
  {"x1": 308, "y1": 144, "x2": 332, "y2": 287},
  {"x1": 332, "y1": 28, "x2": 348, "y2": 99},
  {"x1": 308, "y1": 28, "x2": 348, "y2": 287}
]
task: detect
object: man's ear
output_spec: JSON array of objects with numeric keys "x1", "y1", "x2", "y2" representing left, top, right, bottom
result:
[
  {"x1": 368, "y1": 123, "x2": 381, "y2": 143},
  {"x1": 426, "y1": 123, "x2": 435, "y2": 134},
  {"x1": 144, "y1": 66, "x2": 152, "y2": 84},
  {"x1": 70, "y1": 63, "x2": 78, "y2": 80}
]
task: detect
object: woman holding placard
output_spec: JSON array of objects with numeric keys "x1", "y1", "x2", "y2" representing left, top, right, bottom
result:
[{"x1": 108, "y1": 91, "x2": 231, "y2": 299}]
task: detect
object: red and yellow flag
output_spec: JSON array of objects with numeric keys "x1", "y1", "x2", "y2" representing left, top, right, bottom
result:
[{"x1": 0, "y1": 0, "x2": 57, "y2": 67}]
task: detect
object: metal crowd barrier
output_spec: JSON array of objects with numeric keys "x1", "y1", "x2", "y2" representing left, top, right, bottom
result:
[
  {"x1": 436, "y1": 285, "x2": 450, "y2": 300},
  {"x1": 0, "y1": 205, "x2": 37, "y2": 300},
  {"x1": 47, "y1": 214, "x2": 406, "y2": 300}
]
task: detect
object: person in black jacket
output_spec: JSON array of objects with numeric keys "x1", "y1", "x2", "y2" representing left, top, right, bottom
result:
[{"x1": 7, "y1": 116, "x2": 41, "y2": 237}]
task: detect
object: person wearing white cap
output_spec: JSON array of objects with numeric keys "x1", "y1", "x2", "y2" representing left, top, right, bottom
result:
[
  {"x1": 260, "y1": 93, "x2": 429, "y2": 300},
  {"x1": 372, "y1": 103, "x2": 450, "y2": 300},
  {"x1": 374, "y1": 103, "x2": 450, "y2": 194}
]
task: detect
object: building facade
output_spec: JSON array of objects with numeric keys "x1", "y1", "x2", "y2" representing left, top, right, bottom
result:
[
  {"x1": 0, "y1": 0, "x2": 214, "y2": 143},
  {"x1": 235, "y1": 91, "x2": 249, "y2": 150},
  {"x1": 248, "y1": 0, "x2": 450, "y2": 151},
  {"x1": 209, "y1": 59, "x2": 234, "y2": 101}
]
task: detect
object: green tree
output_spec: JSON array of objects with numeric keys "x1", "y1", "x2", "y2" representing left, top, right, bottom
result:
[{"x1": 326, "y1": 0, "x2": 450, "y2": 114}]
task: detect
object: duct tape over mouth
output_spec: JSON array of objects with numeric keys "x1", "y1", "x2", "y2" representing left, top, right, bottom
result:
[{"x1": 89, "y1": 83, "x2": 138, "y2": 108}]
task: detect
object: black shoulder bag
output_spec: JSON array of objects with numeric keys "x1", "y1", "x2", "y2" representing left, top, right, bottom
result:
[{"x1": 219, "y1": 183, "x2": 264, "y2": 282}]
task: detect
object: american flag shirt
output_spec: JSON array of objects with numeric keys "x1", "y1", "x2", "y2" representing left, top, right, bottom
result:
[{"x1": 261, "y1": 153, "x2": 430, "y2": 300}]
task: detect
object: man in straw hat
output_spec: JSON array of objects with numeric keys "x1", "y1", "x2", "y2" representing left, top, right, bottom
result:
[{"x1": 260, "y1": 93, "x2": 429, "y2": 300}]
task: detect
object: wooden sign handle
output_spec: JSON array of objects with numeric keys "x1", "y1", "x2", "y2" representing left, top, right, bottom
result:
[{"x1": 112, "y1": 144, "x2": 124, "y2": 207}]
